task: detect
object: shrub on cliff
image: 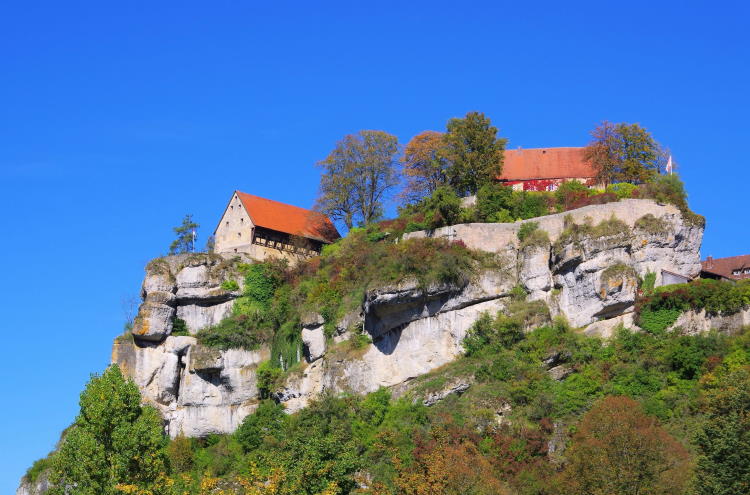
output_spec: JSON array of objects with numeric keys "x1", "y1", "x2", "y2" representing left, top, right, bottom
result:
[{"x1": 636, "y1": 279, "x2": 750, "y2": 333}]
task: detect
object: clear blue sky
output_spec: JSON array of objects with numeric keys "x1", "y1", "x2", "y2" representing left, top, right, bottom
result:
[{"x1": 1, "y1": 1, "x2": 748, "y2": 491}]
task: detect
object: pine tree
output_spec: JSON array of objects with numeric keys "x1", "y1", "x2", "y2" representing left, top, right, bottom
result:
[{"x1": 169, "y1": 214, "x2": 199, "y2": 254}]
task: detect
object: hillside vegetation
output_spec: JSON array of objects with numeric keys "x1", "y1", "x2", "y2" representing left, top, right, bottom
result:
[{"x1": 32, "y1": 294, "x2": 750, "y2": 495}]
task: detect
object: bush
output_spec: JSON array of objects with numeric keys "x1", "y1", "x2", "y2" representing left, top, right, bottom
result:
[
  {"x1": 634, "y1": 213, "x2": 669, "y2": 235},
  {"x1": 171, "y1": 317, "x2": 190, "y2": 336},
  {"x1": 637, "y1": 279, "x2": 750, "y2": 326},
  {"x1": 555, "y1": 180, "x2": 590, "y2": 210},
  {"x1": 256, "y1": 361, "x2": 282, "y2": 399},
  {"x1": 638, "y1": 308, "x2": 682, "y2": 334},
  {"x1": 235, "y1": 400, "x2": 287, "y2": 452},
  {"x1": 220, "y1": 279, "x2": 240, "y2": 291},
  {"x1": 606, "y1": 182, "x2": 637, "y2": 199},
  {"x1": 476, "y1": 183, "x2": 514, "y2": 221}
]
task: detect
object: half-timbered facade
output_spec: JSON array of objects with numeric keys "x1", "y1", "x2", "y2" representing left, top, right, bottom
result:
[{"x1": 213, "y1": 191, "x2": 340, "y2": 261}]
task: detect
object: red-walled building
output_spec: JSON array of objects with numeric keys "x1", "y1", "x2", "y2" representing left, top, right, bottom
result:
[{"x1": 498, "y1": 147, "x2": 597, "y2": 191}]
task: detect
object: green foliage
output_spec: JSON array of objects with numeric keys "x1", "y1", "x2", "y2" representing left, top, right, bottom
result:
[
  {"x1": 636, "y1": 279, "x2": 750, "y2": 332},
  {"x1": 166, "y1": 435, "x2": 194, "y2": 473},
  {"x1": 640, "y1": 271, "x2": 657, "y2": 293},
  {"x1": 220, "y1": 279, "x2": 239, "y2": 291},
  {"x1": 463, "y1": 300, "x2": 550, "y2": 356},
  {"x1": 316, "y1": 130, "x2": 400, "y2": 229},
  {"x1": 637, "y1": 173, "x2": 705, "y2": 226},
  {"x1": 444, "y1": 111, "x2": 507, "y2": 195},
  {"x1": 256, "y1": 361, "x2": 282, "y2": 399},
  {"x1": 413, "y1": 186, "x2": 463, "y2": 229},
  {"x1": 518, "y1": 221, "x2": 550, "y2": 250},
  {"x1": 634, "y1": 213, "x2": 669, "y2": 235},
  {"x1": 639, "y1": 308, "x2": 682, "y2": 334},
  {"x1": 169, "y1": 214, "x2": 199, "y2": 255},
  {"x1": 554, "y1": 215, "x2": 629, "y2": 253},
  {"x1": 476, "y1": 182, "x2": 513, "y2": 221},
  {"x1": 49, "y1": 365, "x2": 167, "y2": 495},
  {"x1": 555, "y1": 180, "x2": 591, "y2": 209},
  {"x1": 695, "y1": 366, "x2": 750, "y2": 495},
  {"x1": 606, "y1": 182, "x2": 637, "y2": 198},
  {"x1": 170, "y1": 316, "x2": 190, "y2": 336},
  {"x1": 235, "y1": 400, "x2": 287, "y2": 452},
  {"x1": 24, "y1": 456, "x2": 53, "y2": 483}
]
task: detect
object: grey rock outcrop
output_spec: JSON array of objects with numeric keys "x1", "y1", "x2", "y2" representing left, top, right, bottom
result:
[
  {"x1": 16, "y1": 471, "x2": 50, "y2": 495},
  {"x1": 112, "y1": 334, "x2": 268, "y2": 437},
  {"x1": 112, "y1": 199, "x2": 704, "y2": 437},
  {"x1": 405, "y1": 199, "x2": 703, "y2": 328},
  {"x1": 131, "y1": 253, "x2": 244, "y2": 341},
  {"x1": 670, "y1": 308, "x2": 750, "y2": 335}
]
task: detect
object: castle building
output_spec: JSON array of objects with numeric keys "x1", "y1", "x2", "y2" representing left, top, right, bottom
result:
[
  {"x1": 701, "y1": 255, "x2": 750, "y2": 282},
  {"x1": 498, "y1": 147, "x2": 597, "y2": 191},
  {"x1": 213, "y1": 191, "x2": 340, "y2": 260}
]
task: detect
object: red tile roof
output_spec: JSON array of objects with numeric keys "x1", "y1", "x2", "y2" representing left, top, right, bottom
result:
[
  {"x1": 236, "y1": 191, "x2": 340, "y2": 244},
  {"x1": 499, "y1": 147, "x2": 596, "y2": 181},
  {"x1": 701, "y1": 255, "x2": 750, "y2": 281}
]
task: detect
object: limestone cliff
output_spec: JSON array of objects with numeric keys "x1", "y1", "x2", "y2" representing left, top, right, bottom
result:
[{"x1": 112, "y1": 199, "x2": 704, "y2": 437}]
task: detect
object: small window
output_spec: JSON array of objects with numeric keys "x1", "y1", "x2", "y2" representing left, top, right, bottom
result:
[
  {"x1": 226, "y1": 221, "x2": 229, "y2": 226},
  {"x1": 240, "y1": 218, "x2": 244, "y2": 222},
  {"x1": 733, "y1": 270, "x2": 741, "y2": 275},
  {"x1": 234, "y1": 248, "x2": 237, "y2": 253},
  {"x1": 230, "y1": 205, "x2": 233, "y2": 210},
  {"x1": 238, "y1": 232, "x2": 241, "y2": 238}
]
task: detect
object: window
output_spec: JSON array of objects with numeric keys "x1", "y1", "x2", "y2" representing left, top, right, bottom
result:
[
  {"x1": 238, "y1": 232, "x2": 241, "y2": 238},
  {"x1": 226, "y1": 221, "x2": 229, "y2": 226},
  {"x1": 733, "y1": 270, "x2": 741, "y2": 275},
  {"x1": 230, "y1": 205, "x2": 233, "y2": 210},
  {"x1": 240, "y1": 218, "x2": 244, "y2": 223}
]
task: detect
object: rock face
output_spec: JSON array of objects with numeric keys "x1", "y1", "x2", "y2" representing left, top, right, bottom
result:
[
  {"x1": 131, "y1": 253, "x2": 244, "y2": 341},
  {"x1": 112, "y1": 335, "x2": 268, "y2": 437},
  {"x1": 670, "y1": 308, "x2": 750, "y2": 335},
  {"x1": 16, "y1": 472, "x2": 50, "y2": 495},
  {"x1": 113, "y1": 199, "x2": 705, "y2": 436},
  {"x1": 405, "y1": 199, "x2": 704, "y2": 327}
]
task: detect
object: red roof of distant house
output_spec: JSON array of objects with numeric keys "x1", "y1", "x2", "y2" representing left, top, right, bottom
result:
[
  {"x1": 701, "y1": 255, "x2": 750, "y2": 281},
  {"x1": 236, "y1": 191, "x2": 340, "y2": 244},
  {"x1": 498, "y1": 147, "x2": 596, "y2": 181}
]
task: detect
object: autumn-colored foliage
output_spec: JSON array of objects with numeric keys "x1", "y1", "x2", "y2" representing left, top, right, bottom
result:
[
  {"x1": 556, "y1": 396, "x2": 692, "y2": 495},
  {"x1": 394, "y1": 421, "x2": 510, "y2": 495},
  {"x1": 400, "y1": 130, "x2": 451, "y2": 203}
]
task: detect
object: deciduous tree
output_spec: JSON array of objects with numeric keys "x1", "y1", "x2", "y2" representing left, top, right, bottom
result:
[
  {"x1": 401, "y1": 131, "x2": 451, "y2": 203},
  {"x1": 443, "y1": 112, "x2": 506, "y2": 196},
  {"x1": 695, "y1": 366, "x2": 750, "y2": 495},
  {"x1": 584, "y1": 121, "x2": 668, "y2": 185},
  {"x1": 316, "y1": 130, "x2": 400, "y2": 229},
  {"x1": 557, "y1": 396, "x2": 691, "y2": 495},
  {"x1": 50, "y1": 365, "x2": 167, "y2": 495}
]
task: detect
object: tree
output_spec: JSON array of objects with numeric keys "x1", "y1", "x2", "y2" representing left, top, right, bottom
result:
[
  {"x1": 584, "y1": 121, "x2": 667, "y2": 185},
  {"x1": 557, "y1": 396, "x2": 691, "y2": 495},
  {"x1": 235, "y1": 400, "x2": 288, "y2": 452},
  {"x1": 695, "y1": 366, "x2": 750, "y2": 495},
  {"x1": 169, "y1": 214, "x2": 199, "y2": 254},
  {"x1": 316, "y1": 130, "x2": 400, "y2": 229},
  {"x1": 394, "y1": 421, "x2": 510, "y2": 495},
  {"x1": 50, "y1": 365, "x2": 167, "y2": 495},
  {"x1": 401, "y1": 131, "x2": 451, "y2": 203},
  {"x1": 443, "y1": 111, "x2": 506, "y2": 196}
]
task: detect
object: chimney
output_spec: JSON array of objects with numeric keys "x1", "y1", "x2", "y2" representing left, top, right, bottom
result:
[{"x1": 705, "y1": 256, "x2": 713, "y2": 268}]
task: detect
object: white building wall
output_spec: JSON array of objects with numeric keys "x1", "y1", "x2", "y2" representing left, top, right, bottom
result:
[{"x1": 214, "y1": 193, "x2": 255, "y2": 254}]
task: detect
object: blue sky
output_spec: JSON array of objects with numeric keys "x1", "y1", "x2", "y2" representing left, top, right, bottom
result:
[{"x1": 1, "y1": 0, "x2": 748, "y2": 491}]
